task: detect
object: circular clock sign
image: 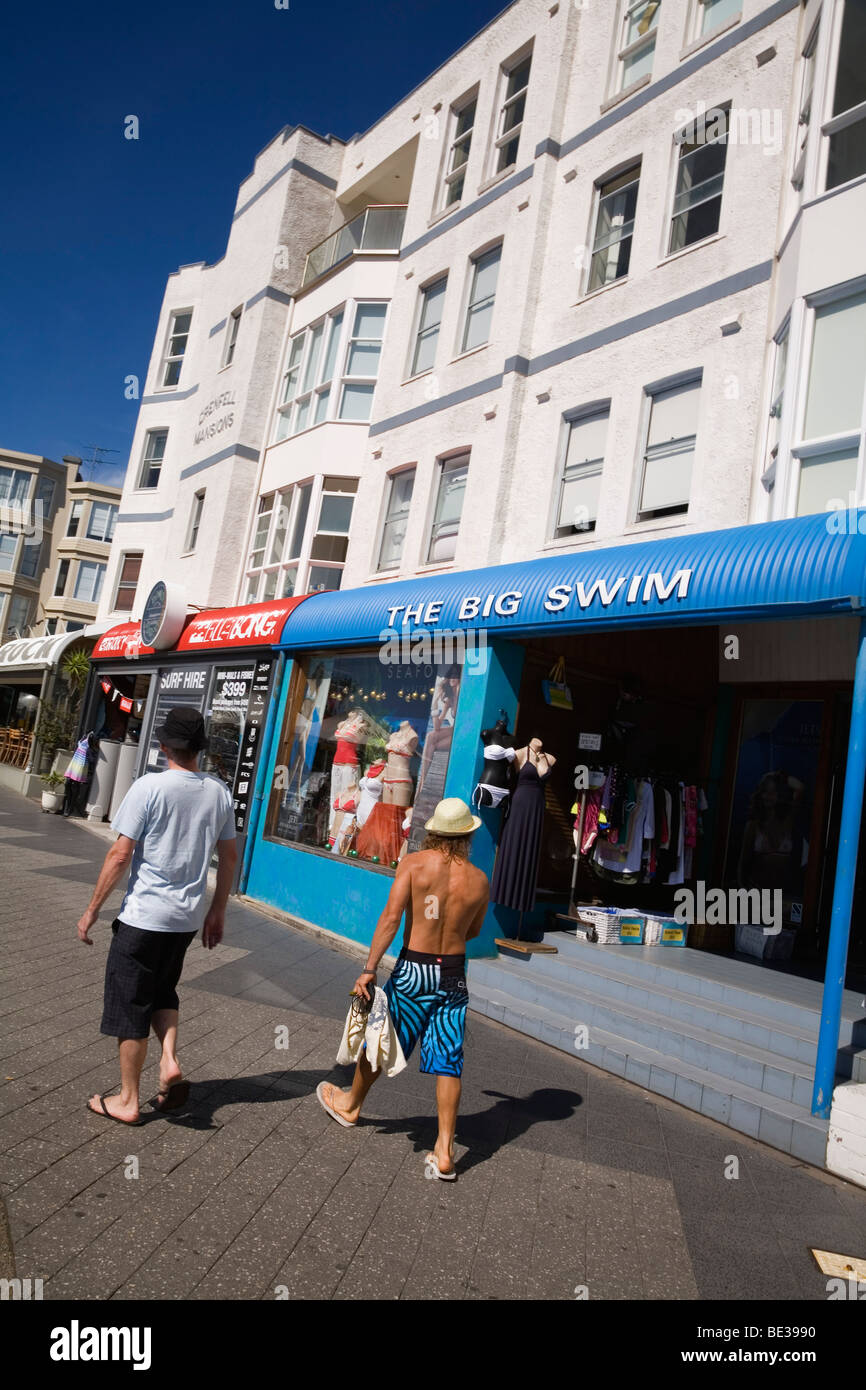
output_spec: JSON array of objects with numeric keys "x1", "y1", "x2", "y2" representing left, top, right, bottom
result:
[{"x1": 140, "y1": 580, "x2": 188, "y2": 650}]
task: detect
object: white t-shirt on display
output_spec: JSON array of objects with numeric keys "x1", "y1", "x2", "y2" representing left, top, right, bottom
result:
[{"x1": 111, "y1": 770, "x2": 236, "y2": 933}]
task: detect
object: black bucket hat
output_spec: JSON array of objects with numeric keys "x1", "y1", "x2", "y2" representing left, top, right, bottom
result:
[{"x1": 155, "y1": 706, "x2": 208, "y2": 752}]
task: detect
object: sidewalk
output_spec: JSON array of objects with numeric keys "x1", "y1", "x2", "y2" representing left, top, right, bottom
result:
[{"x1": 1, "y1": 785, "x2": 864, "y2": 1301}]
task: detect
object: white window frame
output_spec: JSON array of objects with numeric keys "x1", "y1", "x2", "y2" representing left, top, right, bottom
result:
[
  {"x1": 783, "y1": 279, "x2": 866, "y2": 517},
  {"x1": 490, "y1": 47, "x2": 532, "y2": 177},
  {"x1": 686, "y1": 0, "x2": 742, "y2": 46},
  {"x1": 243, "y1": 476, "x2": 358, "y2": 601},
  {"x1": 377, "y1": 466, "x2": 417, "y2": 572},
  {"x1": 820, "y1": 0, "x2": 866, "y2": 193},
  {"x1": 73, "y1": 559, "x2": 106, "y2": 605},
  {"x1": 441, "y1": 90, "x2": 478, "y2": 210},
  {"x1": 667, "y1": 106, "x2": 728, "y2": 256},
  {"x1": 138, "y1": 429, "x2": 168, "y2": 489},
  {"x1": 550, "y1": 404, "x2": 610, "y2": 540},
  {"x1": 113, "y1": 552, "x2": 142, "y2": 613},
  {"x1": 612, "y1": 1, "x2": 661, "y2": 96},
  {"x1": 460, "y1": 243, "x2": 502, "y2": 354},
  {"x1": 339, "y1": 303, "x2": 388, "y2": 422},
  {"x1": 160, "y1": 308, "x2": 193, "y2": 389},
  {"x1": 760, "y1": 318, "x2": 790, "y2": 496},
  {"x1": 790, "y1": 19, "x2": 821, "y2": 197},
  {"x1": 85, "y1": 501, "x2": 118, "y2": 543},
  {"x1": 633, "y1": 372, "x2": 702, "y2": 523},
  {"x1": 409, "y1": 275, "x2": 448, "y2": 378},
  {"x1": 222, "y1": 307, "x2": 242, "y2": 368},
  {"x1": 66, "y1": 499, "x2": 84, "y2": 536},
  {"x1": 426, "y1": 452, "x2": 471, "y2": 565},
  {"x1": 586, "y1": 163, "x2": 641, "y2": 294},
  {"x1": 185, "y1": 490, "x2": 205, "y2": 552},
  {"x1": 274, "y1": 301, "x2": 388, "y2": 438}
]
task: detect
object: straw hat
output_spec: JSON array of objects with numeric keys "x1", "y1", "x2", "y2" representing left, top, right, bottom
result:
[{"x1": 424, "y1": 797, "x2": 482, "y2": 836}]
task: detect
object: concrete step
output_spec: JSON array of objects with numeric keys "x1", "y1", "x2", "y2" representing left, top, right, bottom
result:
[
  {"x1": 470, "y1": 956, "x2": 818, "y2": 1108},
  {"x1": 469, "y1": 977, "x2": 829, "y2": 1167},
  {"x1": 477, "y1": 947, "x2": 821, "y2": 1068}
]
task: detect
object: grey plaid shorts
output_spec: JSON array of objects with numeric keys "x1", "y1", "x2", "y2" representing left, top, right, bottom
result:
[{"x1": 100, "y1": 918, "x2": 197, "y2": 1039}]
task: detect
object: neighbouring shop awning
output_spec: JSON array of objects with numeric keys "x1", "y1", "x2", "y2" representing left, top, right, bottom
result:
[
  {"x1": 0, "y1": 622, "x2": 111, "y2": 680},
  {"x1": 277, "y1": 513, "x2": 866, "y2": 649},
  {"x1": 90, "y1": 595, "x2": 313, "y2": 661}
]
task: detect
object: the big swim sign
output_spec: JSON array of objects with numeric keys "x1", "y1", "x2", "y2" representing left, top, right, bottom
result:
[{"x1": 383, "y1": 567, "x2": 693, "y2": 630}]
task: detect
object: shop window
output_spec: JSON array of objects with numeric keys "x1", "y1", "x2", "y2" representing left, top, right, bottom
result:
[
  {"x1": 825, "y1": 0, "x2": 866, "y2": 190},
  {"x1": 427, "y1": 454, "x2": 469, "y2": 563},
  {"x1": 554, "y1": 409, "x2": 609, "y2": 537},
  {"x1": 791, "y1": 22, "x2": 819, "y2": 196},
  {"x1": 138, "y1": 430, "x2": 167, "y2": 489},
  {"x1": 266, "y1": 651, "x2": 462, "y2": 868},
  {"x1": 0, "y1": 467, "x2": 31, "y2": 507},
  {"x1": 114, "y1": 552, "x2": 142, "y2": 613},
  {"x1": 161, "y1": 310, "x2": 192, "y2": 388},
  {"x1": 54, "y1": 558, "x2": 70, "y2": 596},
  {"x1": 410, "y1": 277, "x2": 447, "y2": 376},
  {"x1": 587, "y1": 165, "x2": 640, "y2": 292},
  {"x1": 462, "y1": 245, "x2": 501, "y2": 352},
  {"x1": 793, "y1": 288, "x2": 866, "y2": 515},
  {"x1": 378, "y1": 468, "x2": 416, "y2": 571},
  {"x1": 66, "y1": 499, "x2": 84, "y2": 537},
  {"x1": 636, "y1": 378, "x2": 701, "y2": 521},
  {"x1": 73, "y1": 560, "x2": 106, "y2": 604},
  {"x1": 442, "y1": 93, "x2": 477, "y2": 208},
  {"x1": 614, "y1": 1, "x2": 660, "y2": 94},
  {"x1": 18, "y1": 538, "x2": 41, "y2": 579},
  {"x1": 86, "y1": 501, "x2": 118, "y2": 542},
  {"x1": 492, "y1": 51, "x2": 532, "y2": 175},
  {"x1": 185, "y1": 490, "x2": 205, "y2": 551},
  {"x1": 669, "y1": 108, "x2": 728, "y2": 254},
  {"x1": 689, "y1": 0, "x2": 740, "y2": 42},
  {"x1": 222, "y1": 307, "x2": 242, "y2": 368}
]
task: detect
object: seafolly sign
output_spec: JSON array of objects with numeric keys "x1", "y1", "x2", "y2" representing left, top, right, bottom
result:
[{"x1": 384, "y1": 568, "x2": 693, "y2": 630}]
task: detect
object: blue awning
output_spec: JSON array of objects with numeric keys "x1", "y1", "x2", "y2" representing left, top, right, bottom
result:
[{"x1": 278, "y1": 512, "x2": 866, "y2": 649}]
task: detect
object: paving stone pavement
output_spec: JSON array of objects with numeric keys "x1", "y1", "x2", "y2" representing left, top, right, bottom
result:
[{"x1": 1, "y1": 785, "x2": 865, "y2": 1302}]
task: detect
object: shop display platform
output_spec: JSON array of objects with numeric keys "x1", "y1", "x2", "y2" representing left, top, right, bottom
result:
[{"x1": 468, "y1": 933, "x2": 866, "y2": 1168}]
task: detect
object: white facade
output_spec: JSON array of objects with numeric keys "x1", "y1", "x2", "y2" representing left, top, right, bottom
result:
[{"x1": 104, "y1": 0, "x2": 866, "y2": 616}]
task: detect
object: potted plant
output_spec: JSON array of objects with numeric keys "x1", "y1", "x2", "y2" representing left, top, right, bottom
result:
[{"x1": 41, "y1": 770, "x2": 65, "y2": 813}]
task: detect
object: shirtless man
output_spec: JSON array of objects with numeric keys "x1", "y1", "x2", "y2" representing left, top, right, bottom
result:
[{"x1": 317, "y1": 797, "x2": 489, "y2": 1179}]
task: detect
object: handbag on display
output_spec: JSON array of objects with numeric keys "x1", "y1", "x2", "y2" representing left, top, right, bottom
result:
[{"x1": 542, "y1": 656, "x2": 573, "y2": 710}]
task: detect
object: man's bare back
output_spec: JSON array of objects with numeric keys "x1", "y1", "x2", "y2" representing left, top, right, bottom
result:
[{"x1": 400, "y1": 848, "x2": 489, "y2": 955}]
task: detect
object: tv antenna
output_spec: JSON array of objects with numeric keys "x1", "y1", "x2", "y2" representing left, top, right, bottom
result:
[{"x1": 78, "y1": 445, "x2": 120, "y2": 482}]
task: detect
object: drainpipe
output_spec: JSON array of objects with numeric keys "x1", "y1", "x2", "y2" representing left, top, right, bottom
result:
[
  {"x1": 239, "y1": 653, "x2": 284, "y2": 894},
  {"x1": 811, "y1": 615, "x2": 866, "y2": 1117}
]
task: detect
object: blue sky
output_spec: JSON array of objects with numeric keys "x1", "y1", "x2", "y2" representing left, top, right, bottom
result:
[{"x1": 2, "y1": 0, "x2": 507, "y2": 488}]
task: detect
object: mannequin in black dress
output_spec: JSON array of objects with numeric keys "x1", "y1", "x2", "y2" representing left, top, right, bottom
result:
[
  {"x1": 473, "y1": 712, "x2": 516, "y2": 809},
  {"x1": 491, "y1": 737, "x2": 557, "y2": 914}
]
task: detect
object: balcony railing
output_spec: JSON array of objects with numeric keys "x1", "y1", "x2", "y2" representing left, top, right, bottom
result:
[{"x1": 302, "y1": 205, "x2": 407, "y2": 288}]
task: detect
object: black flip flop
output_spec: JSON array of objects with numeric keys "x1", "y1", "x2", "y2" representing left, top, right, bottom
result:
[
  {"x1": 87, "y1": 1093, "x2": 144, "y2": 1126},
  {"x1": 150, "y1": 1079, "x2": 190, "y2": 1112}
]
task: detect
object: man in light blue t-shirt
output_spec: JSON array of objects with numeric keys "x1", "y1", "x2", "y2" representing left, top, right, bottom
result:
[{"x1": 78, "y1": 706, "x2": 237, "y2": 1126}]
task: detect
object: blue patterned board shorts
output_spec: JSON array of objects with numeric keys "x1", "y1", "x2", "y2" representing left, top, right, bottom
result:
[{"x1": 382, "y1": 949, "x2": 468, "y2": 1077}]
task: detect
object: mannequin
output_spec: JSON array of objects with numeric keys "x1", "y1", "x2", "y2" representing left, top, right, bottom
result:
[
  {"x1": 329, "y1": 709, "x2": 369, "y2": 840},
  {"x1": 473, "y1": 712, "x2": 516, "y2": 809},
  {"x1": 491, "y1": 737, "x2": 557, "y2": 915},
  {"x1": 357, "y1": 720, "x2": 417, "y2": 864},
  {"x1": 417, "y1": 667, "x2": 460, "y2": 795},
  {"x1": 356, "y1": 761, "x2": 385, "y2": 827},
  {"x1": 330, "y1": 784, "x2": 360, "y2": 854},
  {"x1": 382, "y1": 720, "x2": 418, "y2": 807}
]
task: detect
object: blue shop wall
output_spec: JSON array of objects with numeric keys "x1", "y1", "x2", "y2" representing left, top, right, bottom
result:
[{"x1": 244, "y1": 638, "x2": 526, "y2": 957}]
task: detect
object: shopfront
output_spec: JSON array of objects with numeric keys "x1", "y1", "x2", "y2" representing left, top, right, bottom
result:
[
  {"x1": 84, "y1": 594, "x2": 310, "y2": 876},
  {"x1": 244, "y1": 512, "x2": 866, "y2": 1118}
]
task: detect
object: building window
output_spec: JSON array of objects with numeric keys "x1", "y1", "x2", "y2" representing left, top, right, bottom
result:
[
  {"x1": 114, "y1": 553, "x2": 142, "y2": 613},
  {"x1": 378, "y1": 468, "x2": 416, "y2": 570},
  {"x1": 553, "y1": 410, "x2": 609, "y2": 537},
  {"x1": 763, "y1": 326, "x2": 789, "y2": 489},
  {"x1": 442, "y1": 94, "x2": 477, "y2": 208},
  {"x1": 493, "y1": 52, "x2": 532, "y2": 174},
  {"x1": 793, "y1": 289, "x2": 866, "y2": 515},
  {"x1": 691, "y1": 0, "x2": 740, "y2": 41},
  {"x1": 791, "y1": 23, "x2": 819, "y2": 194},
  {"x1": 587, "y1": 166, "x2": 640, "y2": 292},
  {"x1": 825, "y1": 0, "x2": 866, "y2": 191},
  {"x1": 637, "y1": 378, "x2": 701, "y2": 521},
  {"x1": 411, "y1": 278, "x2": 447, "y2": 376},
  {"x1": 139, "y1": 430, "x2": 167, "y2": 489},
  {"x1": 669, "y1": 108, "x2": 728, "y2": 253},
  {"x1": 339, "y1": 304, "x2": 387, "y2": 421},
  {"x1": 35, "y1": 477, "x2": 56, "y2": 520},
  {"x1": 244, "y1": 477, "x2": 357, "y2": 601},
  {"x1": 185, "y1": 491, "x2": 205, "y2": 551},
  {"x1": 45, "y1": 618, "x2": 58, "y2": 635},
  {"x1": 161, "y1": 310, "x2": 192, "y2": 387},
  {"x1": 73, "y1": 560, "x2": 106, "y2": 604},
  {"x1": 427, "y1": 454, "x2": 469, "y2": 563},
  {"x1": 86, "y1": 501, "x2": 118, "y2": 542},
  {"x1": 65, "y1": 621, "x2": 85, "y2": 633},
  {"x1": 0, "y1": 467, "x2": 31, "y2": 506},
  {"x1": 266, "y1": 650, "x2": 462, "y2": 865},
  {"x1": 0, "y1": 534, "x2": 18, "y2": 572},
  {"x1": 462, "y1": 245, "x2": 501, "y2": 352},
  {"x1": 615, "y1": 1, "x2": 660, "y2": 92},
  {"x1": 54, "y1": 558, "x2": 71, "y2": 596},
  {"x1": 66, "y1": 499, "x2": 84, "y2": 536},
  {"x1": 18, "y1": 539, "x2": 42, "y2": 579},
  {"x1": 7, "y1": 595, "x2": 32, "y2": 636},
  {"x1": 223, "y1": 307, "x2": 242, "y2": 368}
]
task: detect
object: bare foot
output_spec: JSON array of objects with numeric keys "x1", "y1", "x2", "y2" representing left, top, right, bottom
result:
[
  {"x1": 88, "y1": 1092, "x2": 140, "y2": 1124},
  {"x1": 158, "y1": 1061, "x2": 183, "y2": 1093},
  {"x1": 431, "y1": 1143, "x2": 455, "y2": 1175},
  {"x1": 322, "y1": 1082, "x2": 360, "y2": 1125}
]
